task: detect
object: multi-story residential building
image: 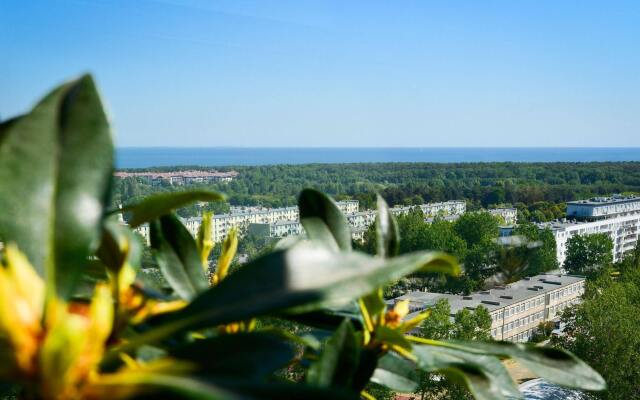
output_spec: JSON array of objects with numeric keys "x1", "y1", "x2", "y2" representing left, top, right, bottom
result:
[
  {"x1": 388, "y1": 201, "x2": 467, "y2": 218},
  {"x1": 535, "y1": 195, "x2": 640, "y2": 266},
  {"x1": 394, "y1": 274, "x2": 585, "y2": 342},
  {"x1": 114, "y1": 170, "x2": 239, "y2": 185},
  {"x1": 249, "y1": 201, "x2": 467, "y2": 241},
  {"x1": 419, "y1": 200, "x2": 467, "y2": 217},
  {"x1": 488, "y1": 208, "x2": 518, "y2": 226},
  {"x1": 148, "y1": 200, "x2": 359, "y2": 243},
  {"x1": 566, "y1": 194, "x2": 640, "y2": 220},
  {"x1": 134, "y1": 199, "x2": 467, "y2": 244},
  {"x1": 538, "y1": 215, "x2": 640, "y2": 266}
]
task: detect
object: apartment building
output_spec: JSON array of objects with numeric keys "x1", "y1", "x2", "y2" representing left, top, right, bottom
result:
[
  {"x1": 388, "y1": 200, "x2": 467, "y2": 218},
  {"x1": 394, "y1": 274, "x2": 585, "y2": 342},
  {"x1": 536, "y1": 195, "x2": 640, "y2": 266},
  {"x1": 247, "y1": 201, "x2": 468, "y2": 241},
  {"x1": 136, "y1": 200, "x2": 359, "y2": 243},
  {"x1": 488, "y1": 208, "x2": 518, "y2": 226},
  {"x1": 114, "y1": 170, "x2": 239, "y2": 185},
  {"x1": 567, "y1": 194, "x2": 640, "y2": 220}
]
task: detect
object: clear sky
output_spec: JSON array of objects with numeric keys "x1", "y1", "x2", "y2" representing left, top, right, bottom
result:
[{"x1": 1, "y1": 1, "x2": 639, "y2": 147}]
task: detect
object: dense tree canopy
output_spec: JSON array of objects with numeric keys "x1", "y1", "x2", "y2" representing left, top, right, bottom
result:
[
  {"x1": 414, "y1": 299, "x2": 492, "y2": 400},
  {"x1": 513, "y1": 223, "x2": 559, "y2": 275},
  {"x1": 113, "y1": 162, "x2": 640, "y2": 219},
  {"x1": 553, "y1": 254, "x2": 640, "y2": 400},
  {"x1": 564, "y1": 233, "x2": 614, "y2": 276}
]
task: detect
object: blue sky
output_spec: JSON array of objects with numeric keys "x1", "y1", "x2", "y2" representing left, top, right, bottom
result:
[{"x1": 1, "y1": 0, "x2": 639, "y2": 147}]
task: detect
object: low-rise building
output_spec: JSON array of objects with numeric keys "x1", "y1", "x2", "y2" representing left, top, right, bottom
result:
[
  {"x1": 488, "y1": 208, "x2": 518, "y2": 226},
  {"x1": 394, "y1": 274, "x2": 585, "y2": 342},
  {"x1": 114, "y1": 170, "x2": 239, "y2": 185}
]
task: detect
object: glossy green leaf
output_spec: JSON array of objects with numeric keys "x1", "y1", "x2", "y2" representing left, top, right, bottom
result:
[
  {"x1": 282, "y1": 308, "x2": 363, "y2": 332},
  {"x1": 375, "y1": 195, "x2": 400, "y2": 258},
  {"x1": 298, "y1": 189, "x2": 352, "y2": 252},
  {"x1": 169, "y1": 332, "x2": 295, "y2": 379},
  {"x1": 371, "y1": 352, "x2": 419, "y2": 392},
  {"x1": 123, "y1": 191, "x2": 224, "y2": 228},
  {"x1": 150, "y1": 214, "x2": 208, "y2": 300},
  {"x1": 374, "y1": 325, "x2": 412, "y2": 350},
  {"x1": 97, "y1": 218, "x2": 142, "y2": 273},
  {"x1": 92, "y1": 372, "x2": 237, "y2": 400},
  {"x1": 120, "y1": 243, "x2": 457, "y2": 353},
  {"x1": 360, "y1": 289, "x2": 386, "y2": 327},
  {"x1": 447, "y1": 340, "x2": 606, "y2": 391},
  {"x1": 412, "y1": 344, "x2": 521, "y2": 400},
  {"x1": 0, "y1": 75, "x2": 113, "y2": 299},
  {"x1": 210, "y1": 381, "x2": 359, "y2": 400},
  {"x1": 157, "y1": 243, "x2": 456, "y2": 332},
  {"x1": 307, "y1": 319, "x2": 360, "y2": 387}
]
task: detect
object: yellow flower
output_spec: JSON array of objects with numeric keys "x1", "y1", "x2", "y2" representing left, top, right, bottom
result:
[
  {"x1": 383, "y1": 300, "x2": 409, "y2": 328},
  {"x1": 0, "y1": 244, "x2": 44, "y2": 375},
  {"x1": 40, "y1": 284, "x2": 114, "y2": 399},
  {"x1": 211, "y1": 228, "x2": 238, "y2": 286}
]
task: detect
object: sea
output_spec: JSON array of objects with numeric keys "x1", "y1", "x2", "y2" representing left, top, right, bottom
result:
[{"x1": 116, "y1": 147, "x2": 640, "y2": 168}]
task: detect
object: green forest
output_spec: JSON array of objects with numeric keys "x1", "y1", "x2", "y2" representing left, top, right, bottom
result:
[{"x1": 113, "y1": 162, "x2": 640, "y2": 222}]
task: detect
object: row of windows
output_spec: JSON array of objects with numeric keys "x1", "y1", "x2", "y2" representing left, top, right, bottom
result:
[
  {"x1": 550, "y1": 283, "x2": 582, "y2": 301},
  {"x1": 503, "y1": 311, "x2": 544, "y2": 332}
]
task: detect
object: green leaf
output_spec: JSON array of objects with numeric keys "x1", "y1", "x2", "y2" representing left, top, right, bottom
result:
[
  {"x1": 446, "y1": 340, "x2": 606, "y2": 391},
  {"x1": 375, "y1": 195, "x2": 400, "y2": 258},
  {"x1": 298, "y1": 189, "x2": 352, "y2": 252},
  {"x1": 0, "y1": 75, "x2": 113, "y2": 299},
  {"x1": 282, "y1": 308, "x2": 363, "y2": 332},
  {"x1": 371, "y1": 352, "x2": 419, "y2": 392},
  {"x1": 210, "y1": 381, "x2": 359, "y2": 400},
  {"x1": 123, "y1": 191, "x2": 224, "y2": 228},
  {"x1": 360, "y1": 289, "x2": 386, "y2": 326},
  {"x1": 97, "y1": 218, "x2": 142, "y2": 273},
  {"x1": 412, "y1": 344, "x2": 521, "y2": 400},
  {"x1": 307, "y1": 319, "x2": 361, "y2": 388},
  {"x1": 150, "y1": 214, "x2": 208, "y2": 300},
  {"x1": 92, "y1": 372, "x2": 238, "y2": 400},
  {"x1": 119, "y1": 243, "x2": 457, "y2": 352},
  {"x1": 170, "y1": 332, "x2": 295, "y2": 379},
  {"x1": 157, "y1": 243, "x2": 457, "y2": 332},
  {"x1": 374, "y1": 325, "x2": 412, "y2": 350}
]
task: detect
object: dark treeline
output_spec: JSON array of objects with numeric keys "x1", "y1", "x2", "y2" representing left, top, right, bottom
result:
[{"x1": 113, "y1": 162, "x2": 640, "y2": 215}]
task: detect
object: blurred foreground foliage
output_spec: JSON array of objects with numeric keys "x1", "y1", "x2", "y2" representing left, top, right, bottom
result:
[{"x1": 0, "y1": 76, "x2": 605, "y2": 399}]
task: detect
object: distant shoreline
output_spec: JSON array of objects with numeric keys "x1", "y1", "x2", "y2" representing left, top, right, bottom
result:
[{"x1": 116, "y1": 147, "x2": 640, "y2": 168}]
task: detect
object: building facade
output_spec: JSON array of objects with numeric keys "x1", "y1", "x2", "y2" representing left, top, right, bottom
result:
[
  {"x1": 536, "y1": 195, "x2": 640, "y2": 267},
  {"x1": 394, "y1": 274, "x2": 585, "y2": 342},
  {"x1": 488, "y1": 208, "x2": 518, "y2": 226},
  {"x1": 567, "y1": 195, "x2": 640, "y2": 220}
]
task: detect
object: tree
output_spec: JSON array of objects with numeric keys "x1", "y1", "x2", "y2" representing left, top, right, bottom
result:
[
  {"x1": 454, "y1": 212, "x2": 500, "y2": 248},
  {"x1": 564, "y1": 233, "x2": 613, "y2": 276},
  {"x1": 417, "y1": 219, "x2": 467, "y2": 260},
  {"x1": 415, "y1": 300, "x2": 493, "y2": 400},
  {"x1": 513, "y1": 223, "x2": 559, "y2": 275},
  {"x1": 418, "y1": 298, "x2": 453, "y2": 340},
  {"x1": 553, "y1": 268, "x2": 640, "y2": 400},
  {"x1": 453, "y1": 305, "x2": 492, "y2": 341}
]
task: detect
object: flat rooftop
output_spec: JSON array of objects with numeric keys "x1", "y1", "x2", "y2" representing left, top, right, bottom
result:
[
  {"x1": 567, "y1": 195, "x2": 640, "y2": 207},
  {"x1": 396, "y1": 274, "x2": 585, "y2": 317}
]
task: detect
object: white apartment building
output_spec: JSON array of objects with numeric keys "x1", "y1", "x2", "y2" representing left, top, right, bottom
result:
[
  {"x1": 257, "y1": 201, "x2": 468, "y2": 241},
  {"x1": 567, "y1": 194, "x2": 640, "y2": 220},
  {"x1": 147, "y1": 200, "x2": 359, "y2": 243},
  {"x1": 488, "y1": 208, "x2": 518, "y2": 226},
  {"x1": 388, "y1": 200, "x2": 467, "y2": 218},
  {"x1": 537, "y1": 195, "x2": 640, "y2": 267},
  {"x1": 395, "y1": 274, "x2": 585, "y2": 342},
  {"x1": 538, "y1": 214, "x2": 640, "y2": 266}
]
